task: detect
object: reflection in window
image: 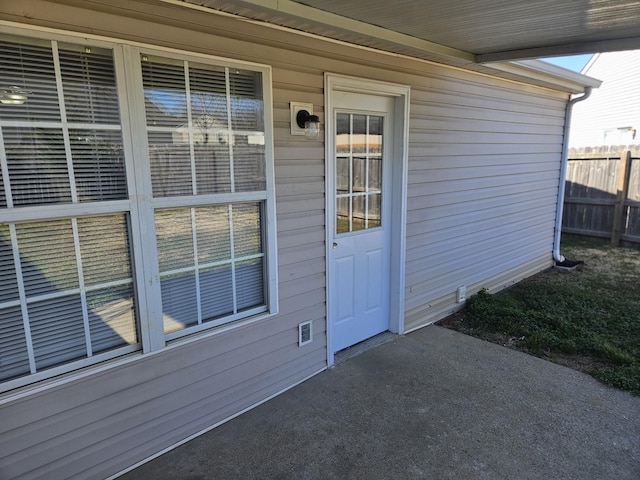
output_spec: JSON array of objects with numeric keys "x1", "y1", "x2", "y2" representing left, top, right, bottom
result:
[
  {"x1": 142, "y1": 57, "x2": 265, "y2": 196},
  {"x1": 336, "y1": 113, "x2": 384, "y2": 233},
  {"x1": 0, "y1": 34, "x2": 136, "y2": 384},
  {"x1": 156, "y1": 203, "x2": 266, "y2": 334},
  {"x1": 0, "y1": 32, "x2": 274, "y2": 388},
  {"x1": 0, "y1": 216, "x2": 138, "y2": 381}
]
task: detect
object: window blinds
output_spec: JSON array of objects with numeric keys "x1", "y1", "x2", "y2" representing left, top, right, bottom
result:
[
  {"x1": 0, "y1": 32, "x2": 273, "y2": 388},
  {"x1": 0, "y1": 35, "x2": 136, "y2": 383},
  {"x1": 142, "y1": 55, "x2": 267, "y2": 337}
]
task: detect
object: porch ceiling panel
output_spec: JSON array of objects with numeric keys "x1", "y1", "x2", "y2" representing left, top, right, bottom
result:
[
  {"x1": 295, "y1": 0, "x2": 640, "y2": 61},
  {"x1": 184, "y1": 0, "x2": 640, "y2": 63}
]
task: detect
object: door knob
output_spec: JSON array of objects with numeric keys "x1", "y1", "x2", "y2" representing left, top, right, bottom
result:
[{"x1": 332, "y1": 242, "x2": 338, "y2": 249}]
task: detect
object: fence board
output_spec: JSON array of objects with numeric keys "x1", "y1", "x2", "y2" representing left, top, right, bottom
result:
[{"x1": 563, "y1": 146, "x2": 640, "y2": 245}]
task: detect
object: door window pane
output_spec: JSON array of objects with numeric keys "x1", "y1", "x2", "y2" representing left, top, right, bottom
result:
[
  {"x1": 335, "y1": 113, "x2": 384, "y2": 233},
  {"x1": 336, "y1": 196, "x2": 350, "y2": 234},
  {"x1": 368, "y1": 193, "x2": 382, "y2": 228},
  {"x1": 369, "y1": 157, "x2": 382, "y2": 192},
  {"x1": 336, "y1": 113, "x2": 351, "y2": 154},
  {"x1": 352, "y1": 195, "x2": 366, "y2": 231},
  {"x1": 336, "y1": 156, "x2": 350, "y2": 194}
]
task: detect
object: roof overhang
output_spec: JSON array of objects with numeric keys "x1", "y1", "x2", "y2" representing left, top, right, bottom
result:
[{"x1": 170, "y1": 0, "x2": 634, "y2": 92}]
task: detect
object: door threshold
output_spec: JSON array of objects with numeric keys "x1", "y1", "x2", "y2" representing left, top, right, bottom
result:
[{"x1": 333, "y1": 331, "x2": 396, "y2": 365}]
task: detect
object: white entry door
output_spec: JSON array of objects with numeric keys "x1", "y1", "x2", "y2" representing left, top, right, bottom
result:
[{"x1": 329, "y1": 91, "x2": 395, "y2": 353}]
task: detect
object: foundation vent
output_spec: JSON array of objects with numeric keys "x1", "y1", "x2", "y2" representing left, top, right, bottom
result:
[{"x1": 298, "y1": 321, "x2": 313, "y2": 347}]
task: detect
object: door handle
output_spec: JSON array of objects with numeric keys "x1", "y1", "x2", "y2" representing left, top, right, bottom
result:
[{"x1": 332, "y1": 242, "x2": 338, "y2": 249}]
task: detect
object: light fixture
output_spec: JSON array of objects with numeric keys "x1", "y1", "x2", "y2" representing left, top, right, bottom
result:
[
  {"x1": 290, "y1": 102, "x2": 321, "y2": 140},
  {"x1": 0, "y1": 86, "x2": 30, "y2": 105},
  {"x1": 296, "y1": 109, "x2": 320, "y2": 140}
]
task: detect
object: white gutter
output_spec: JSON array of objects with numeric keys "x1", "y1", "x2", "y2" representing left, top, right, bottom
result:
[
  {"x1": 486, "y1": 60, "x2": 602, "y2": 94},
  {"x1": 553, "y1": 87, "x2": 592, "y2": 263}
]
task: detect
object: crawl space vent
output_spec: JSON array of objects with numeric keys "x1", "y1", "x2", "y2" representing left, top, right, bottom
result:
[{"x1": 298, "y1": 321, "x2": 312, "y2": 347}]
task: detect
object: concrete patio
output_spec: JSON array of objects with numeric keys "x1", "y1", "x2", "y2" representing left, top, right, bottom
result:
[{"x1": 119, "y1": 325, "x2": 640, "y2": 479}]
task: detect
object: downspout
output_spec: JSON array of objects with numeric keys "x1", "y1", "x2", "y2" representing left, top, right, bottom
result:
[{"x1": 553, "y1": 87, "x2": 592, "y2": 263}]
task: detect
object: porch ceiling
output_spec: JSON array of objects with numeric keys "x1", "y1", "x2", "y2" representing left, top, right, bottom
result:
[
  {"x1": 186, "y1": 0, "x2": 640, "y2": 63},
  {"x1": 177, "y1": 0, "x2": 635, "y2": 91}
]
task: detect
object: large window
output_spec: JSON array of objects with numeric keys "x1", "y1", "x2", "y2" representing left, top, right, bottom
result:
[{"x1": 0, "y1": 31, "x2": 276, "y2": 391}]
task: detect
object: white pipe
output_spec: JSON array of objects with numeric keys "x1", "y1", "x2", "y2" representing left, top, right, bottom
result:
[{"x1": 554, "y1": 87, "x2": 592, "y2": 263}]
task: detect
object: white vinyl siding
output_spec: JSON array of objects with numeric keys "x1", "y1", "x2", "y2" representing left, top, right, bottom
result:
[
  {"x1": 0, "y1": 31, "x2": 277, "y2": 390},
  {"x1": 403, "y1": 80, "x2": 565, "y2": 329},
  {"x1": 0, "y1": 2, "x2": 575, "y2": 479},
  {"x1": 569, "y1": 50, "x2": 640, "y2": 148}
]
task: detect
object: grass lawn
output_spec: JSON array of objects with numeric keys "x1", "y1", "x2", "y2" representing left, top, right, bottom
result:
[{"x1": 438, "y1": 236, "x2": 640, "y2": 395}]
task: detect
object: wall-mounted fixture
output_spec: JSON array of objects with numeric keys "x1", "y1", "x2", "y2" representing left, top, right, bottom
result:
[
  {"x1": 1, "y1": 86, "x2": 30, "y2": 105},
  {"x1": 290, "y1": 102, "x2": 320, "y2": 140},
  {"x1": 298, "y1": 321, "x2": 313, "y2": 347}
]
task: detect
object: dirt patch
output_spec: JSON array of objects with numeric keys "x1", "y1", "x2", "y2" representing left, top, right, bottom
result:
[{"x1": 544, "y1": 352, "x2": 613, "y2": 373}]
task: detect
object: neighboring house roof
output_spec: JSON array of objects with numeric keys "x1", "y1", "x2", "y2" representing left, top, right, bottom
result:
[
  {"x1": 569, "y1": 50, "x2": 640, "y2": 147},
  {"x1": 175, "y1": 0, "x2": 631, "y2": 92}
]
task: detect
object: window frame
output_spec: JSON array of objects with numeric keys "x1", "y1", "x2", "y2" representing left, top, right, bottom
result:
[{"x1": 0, "y1": 25, "x2": 278, "y2": 395}]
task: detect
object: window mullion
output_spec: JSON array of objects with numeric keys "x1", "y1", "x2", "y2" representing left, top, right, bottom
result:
[
  {"x1": 117, "y1": 45, "x2": 165, "y2": 352},
  {"x1": 8, "y1": 224, "x2": 37, "y2": 374}
]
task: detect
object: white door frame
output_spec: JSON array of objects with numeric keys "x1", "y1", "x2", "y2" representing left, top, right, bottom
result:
[{"x1": 325, "y1": 73, "x2": 410, "y2": 366}]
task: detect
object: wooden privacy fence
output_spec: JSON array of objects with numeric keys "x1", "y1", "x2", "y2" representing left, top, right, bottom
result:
[{"x1": 563, "y1": 146, "x2": 640, "y2": 246}]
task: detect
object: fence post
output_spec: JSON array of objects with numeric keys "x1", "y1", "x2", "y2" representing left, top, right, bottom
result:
[{"x1": 611, "y1": 149, "x2": 632, "y2": 247}]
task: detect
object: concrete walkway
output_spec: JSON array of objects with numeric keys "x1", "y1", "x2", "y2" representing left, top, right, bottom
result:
[{"x1": 121, "y1": 326, "x2": 640, "y2": 479}]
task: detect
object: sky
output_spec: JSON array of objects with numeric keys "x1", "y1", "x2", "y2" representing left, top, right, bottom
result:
[{"x1": 540, "y1": 54, "x2": 593, "y2": 72}]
